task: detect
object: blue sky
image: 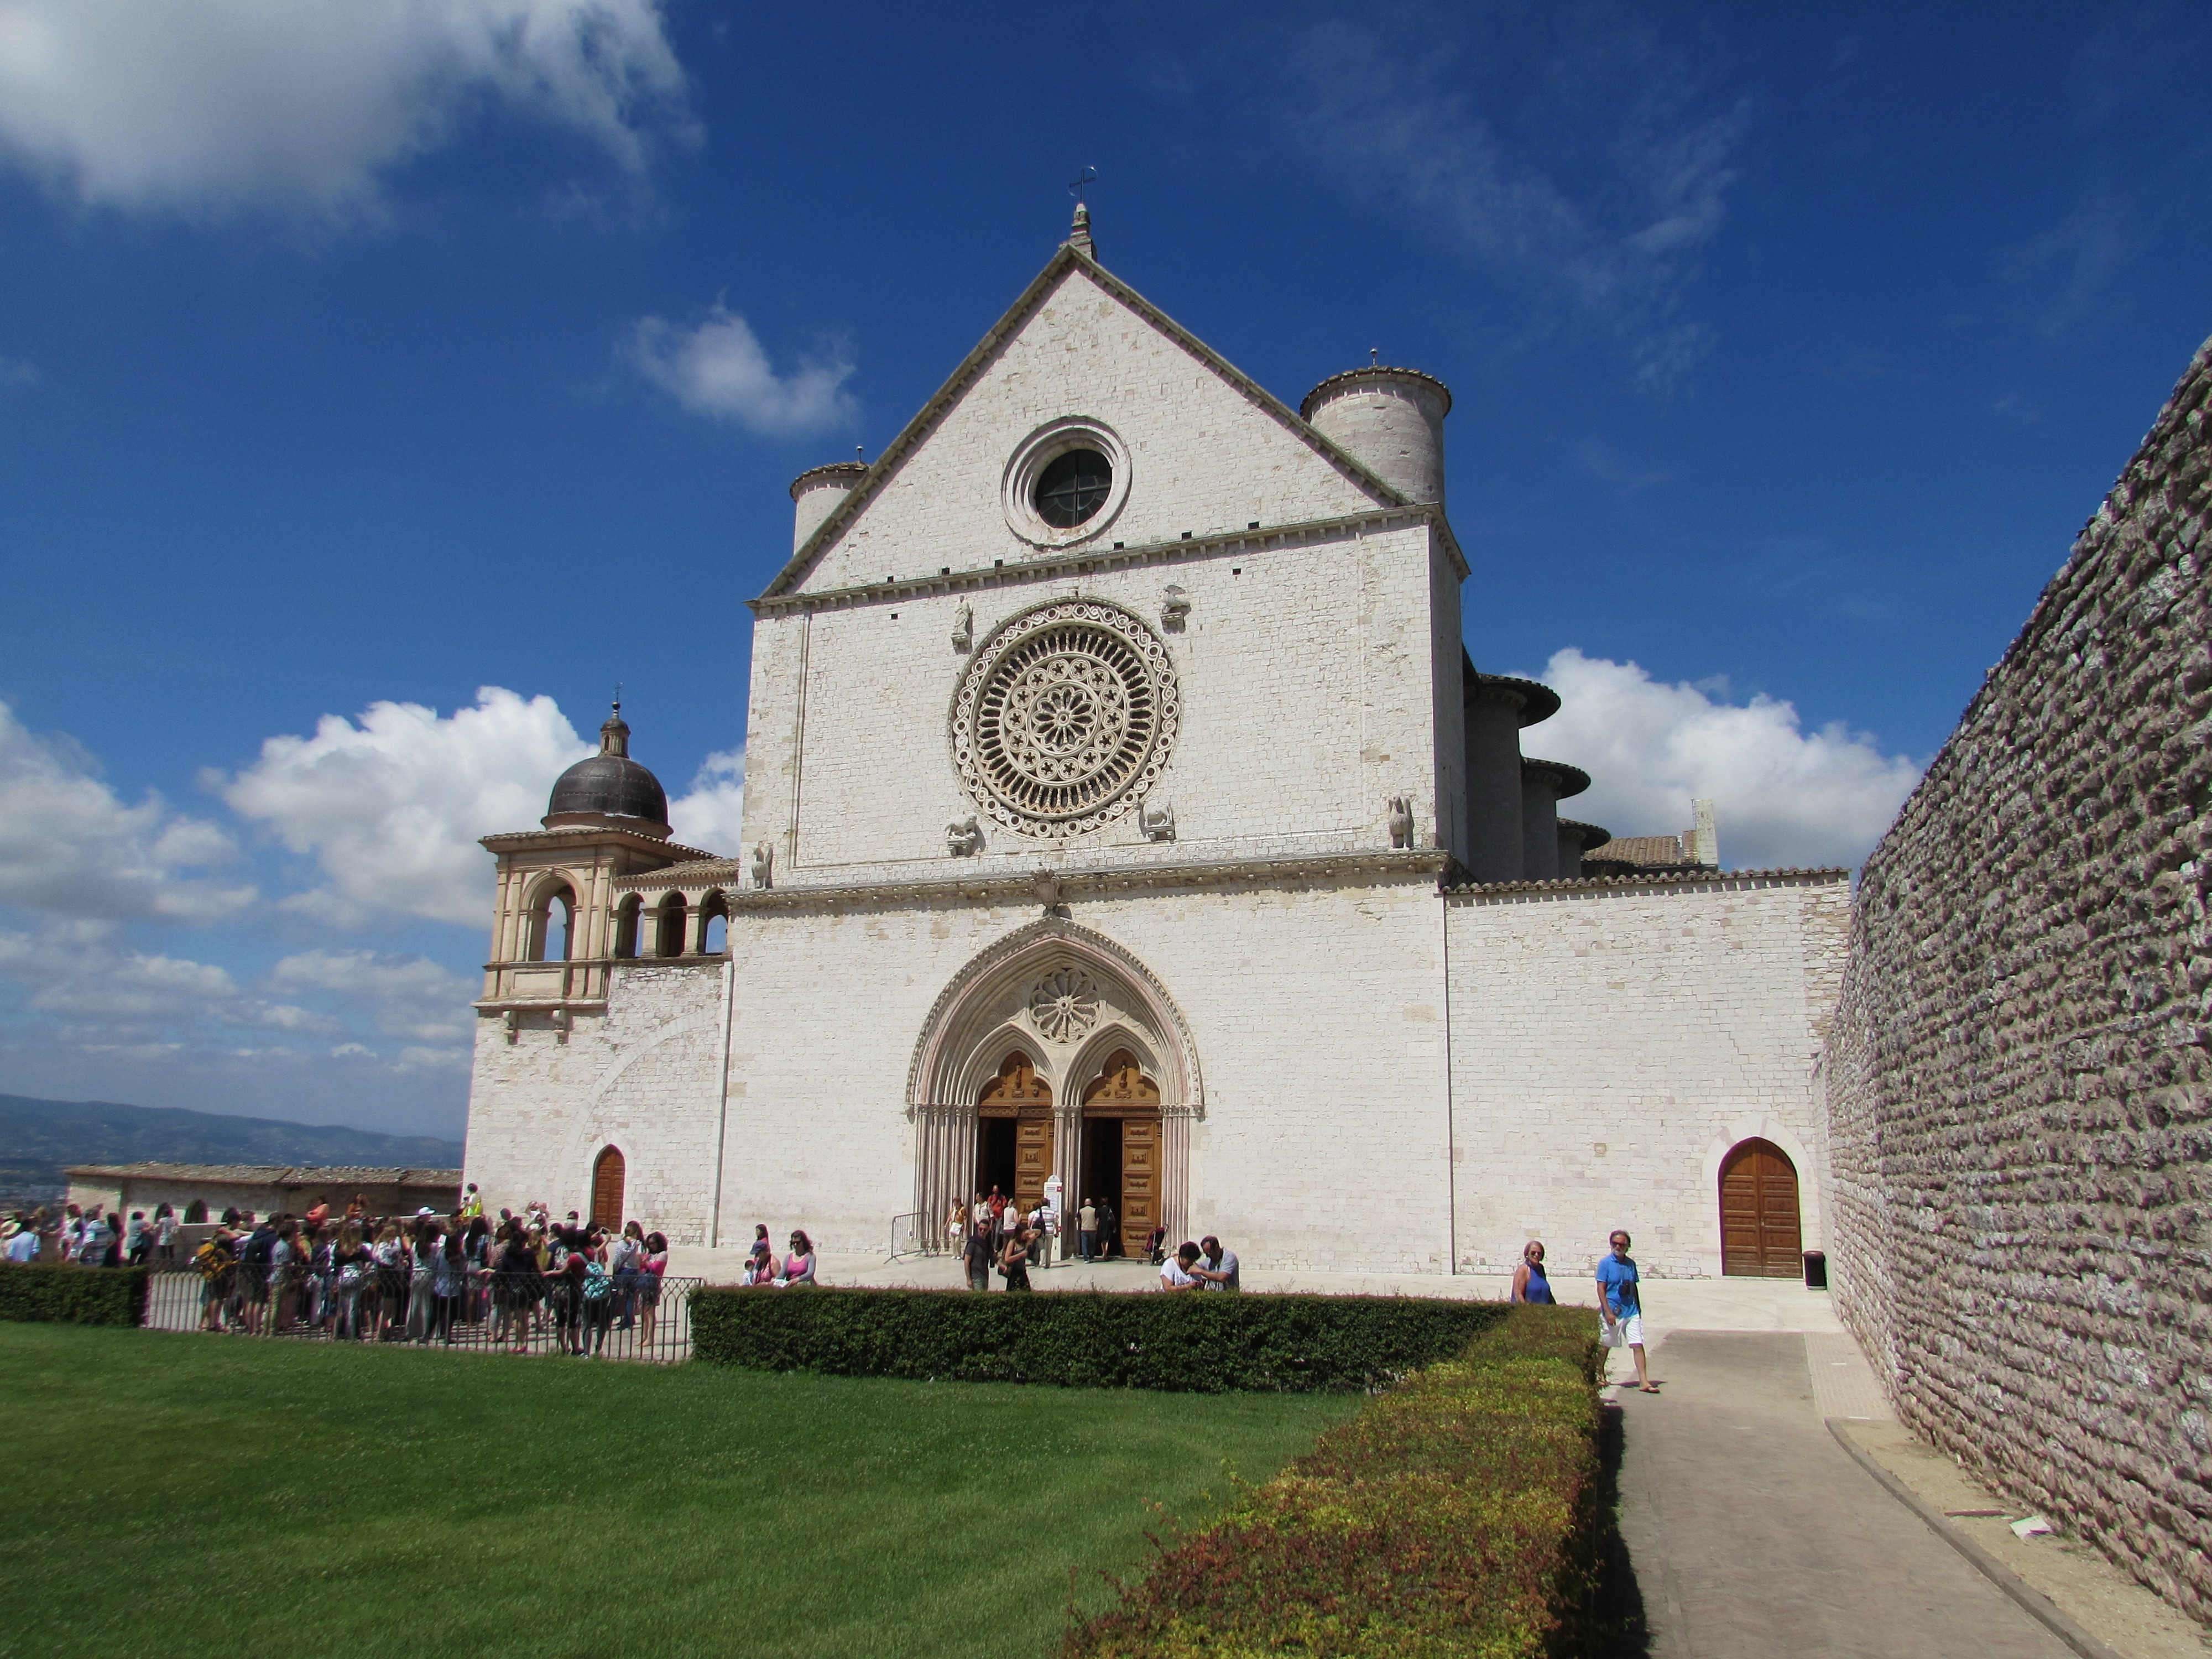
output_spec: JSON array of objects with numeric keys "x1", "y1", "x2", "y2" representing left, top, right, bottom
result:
[{"x1": 1, "y1": 0, "x2": 2206, "y2": 1136}]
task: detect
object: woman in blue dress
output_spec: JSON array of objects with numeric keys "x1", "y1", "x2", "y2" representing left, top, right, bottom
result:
[{"x1": 1510, "y1": 1240, "x2": 1555, "y2": 1303}]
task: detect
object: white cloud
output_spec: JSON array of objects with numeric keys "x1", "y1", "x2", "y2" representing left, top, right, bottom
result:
[
  {"x1": 393, "y1": 1044, "x2": 471, "y2": 1074},
  {"x1": 669, "y1": 747, "x2": 743, "y2": 854},
  {"x1": 1520, "y1": 648, "x2": 1922, "y2": 871},
  {"x1": 269, "y1": 947, "x2": 474, "y2": 1042},
  {"x1": 222, "y1": 687, "x2": 746, "y2": 925},
  {"x1": 0, "y1": 0, "x2": 691, "y2": 216},
  {"x1": 630, "y1": 305, "x2": 857, "y2": 435},
  {"x1": 218, "y1": 687, "x2": 591, "y2": 927},
  {"x1": 0, "y1": 701, "x2": 253, "y2": 922}
]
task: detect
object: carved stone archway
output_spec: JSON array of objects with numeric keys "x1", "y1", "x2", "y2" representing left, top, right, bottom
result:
[{"x1": 907, "y1": 919, "x2": 1201, "y2": 1249}]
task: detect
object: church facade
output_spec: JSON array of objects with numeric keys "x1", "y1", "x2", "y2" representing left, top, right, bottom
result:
[{"x1": 461, "y1": 210, "x2": 1850, "y2": 1279}]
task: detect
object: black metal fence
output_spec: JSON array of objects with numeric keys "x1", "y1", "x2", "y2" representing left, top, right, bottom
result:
[{"x1": 143, "y1": 1264, "x2": 699, "y2": 1363}]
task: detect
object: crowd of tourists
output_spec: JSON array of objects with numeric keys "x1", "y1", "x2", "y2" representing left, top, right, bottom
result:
[
  {"x1": 184, "y1": 1197, "x2": 675, "y2": 1356},
  {"x1": 946, "y1": 1188, "x2": 1241, "y2": 1293},
  {"x1": 4, "y1": 1188, "x2": 684, "y2": 1358},
  {"x1": 4, "y1": 1202, "x2": 179, "y2": 1267}
]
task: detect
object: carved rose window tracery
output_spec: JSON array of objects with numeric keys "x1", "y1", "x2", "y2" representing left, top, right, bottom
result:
[
  {"x1": 1028, "y1": 970, "x2": 1099, "y2": 1044},
  {"x1": 951, "y1": 601, "x2": 1179, "y2": 839}
]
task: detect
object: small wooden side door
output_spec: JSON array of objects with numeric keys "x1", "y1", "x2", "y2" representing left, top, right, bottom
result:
[
  {"x1": 1720, "y1": 1140, "x2": 1801, "y2": 1277},
  {"x1": 591, "y1": 1147, "x2": 625, "y2": 1231}
]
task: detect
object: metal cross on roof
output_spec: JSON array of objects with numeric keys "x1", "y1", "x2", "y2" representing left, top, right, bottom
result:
[{"x1": 1067, "y1": 165, "x2": 1097, "y2": 204}]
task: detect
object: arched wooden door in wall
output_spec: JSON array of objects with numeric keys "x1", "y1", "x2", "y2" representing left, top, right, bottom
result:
[
  {"x1": 1082, "y1": 1051, "x2": 1160, "y2": 1256},
  {"x1": 590, "y1": 1146, "x2": 625, "y2": 1231},
  {"x1": 1719, "y1": 1139, "x2": 1802, "y2": 1277},
  {"x1": 978, "y1": 1053, "x2": 1053, "y2": 1213}
]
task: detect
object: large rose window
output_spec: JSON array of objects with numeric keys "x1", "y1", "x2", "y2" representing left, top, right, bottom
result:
[{"x1": 951, "y1": 601, "x2": 1179, "y2": 839}]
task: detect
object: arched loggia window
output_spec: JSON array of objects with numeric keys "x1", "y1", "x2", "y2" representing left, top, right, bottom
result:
[
  {"x1": 701, "y1": 890, "x2": 729, "y2": 954},
  {"x1": 612, "y1": 894, "x2": 643, "y2": 959},
  {"x1": 655, "y1": 893, "x2": 687, "y2": 958},
  {"x1": 529, "y1": 883, "x2": 575, "y2": 962}
]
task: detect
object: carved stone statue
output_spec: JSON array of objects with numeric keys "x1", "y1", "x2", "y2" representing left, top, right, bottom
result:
[
  {"x1": 747, "y1": 842, "x2": 774, "y2": 890},
  {"x1": 1388, "y1": 797, "x2": 1415, "y2": 849},
  {"x1": 951, "y1": 602, "x2": 973, "y2": 654},
  {"x1": 1161, "y1": 585, "x2": 1191, "y2": 632},
  {"x1": 946, "y1": 816, "x2": 984, "y2": 857},
  {"x1": 1032, "y1": 869, "x2": 1065, "y2": 909},
  {"x1": 1139, "y1": 797, "x2": 1175, "y2": 842}
]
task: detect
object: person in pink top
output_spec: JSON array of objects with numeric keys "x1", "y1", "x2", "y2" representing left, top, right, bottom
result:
[
  {"x1": 637, "y1": 1231, "x2": 669, "y2": 1346},
  {"x1": 783, "y1": 1230, "x2": 817, "y2": 1286}
]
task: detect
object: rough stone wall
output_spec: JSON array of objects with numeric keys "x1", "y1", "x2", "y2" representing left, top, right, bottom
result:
[
  {"x1": 1826, "y1": 337, "x2": 2212, "y2": 1619},
  {"x1": 461, "y1": 959, "x2": 728, "y2": 1243},
  {"x1": 1448, "y1": 873, "x2": 1850, "y2": 1282}
]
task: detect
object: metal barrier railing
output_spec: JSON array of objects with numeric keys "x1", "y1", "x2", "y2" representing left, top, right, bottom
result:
[
  {"x1": 887, "y1": 1211, "x2": 929, "y2": 1259},
  {"x1": 144, "y1": 1264, "x2": 699, "y2": 1363}
]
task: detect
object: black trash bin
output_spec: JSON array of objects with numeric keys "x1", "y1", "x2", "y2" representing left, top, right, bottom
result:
[{"x1": 1802, "y1": 1250, "x2": 1828, "y2": 1290}]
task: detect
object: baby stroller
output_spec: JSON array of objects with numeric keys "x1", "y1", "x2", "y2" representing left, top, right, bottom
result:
[{"x1": 1145, "y1": 1226, "x2": 1167, "y2": 1266}]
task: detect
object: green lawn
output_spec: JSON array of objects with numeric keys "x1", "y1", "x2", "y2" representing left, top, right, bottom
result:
[{"x1": 0, "y1": 1324, "x2": 1358, "y2": 1659}]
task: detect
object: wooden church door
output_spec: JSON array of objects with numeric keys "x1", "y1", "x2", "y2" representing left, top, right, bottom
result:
[
  {"x1": 1082, "y1": 1051, "x2": 1161, "y2": 1252},
  {"x1": 979, "y1": 1053, "x2": 1054, "y2": 1213},
  {"x1": 591, "y1": 1146, "x2": 625, "y2": 1231},
  {"x1": 1719, "y1": 1139, "x2": 1802, "y2": 1277}
]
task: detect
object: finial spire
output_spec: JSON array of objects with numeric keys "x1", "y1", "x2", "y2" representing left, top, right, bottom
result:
[
  {"x1": 599, "y1": 690, "x2": 631, "y2": 758},
  {"x1": 1370, "y1": 346, "x2": 1379, "y2": 366},
  {"x1": 1066, "y1": 165, "x2": 1098, "y2": 260}
]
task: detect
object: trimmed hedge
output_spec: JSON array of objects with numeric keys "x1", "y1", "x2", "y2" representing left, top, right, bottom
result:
[
  {"x1": 0, "y1": 1261, "x2": 153, "y2": 1327},
  {"x1": 1064, "y1": 1303, "x2": 1607, "y2": 1658},
  {"x1": 689, "y1": 1286, "x2": 1507, "y2": 1392}
]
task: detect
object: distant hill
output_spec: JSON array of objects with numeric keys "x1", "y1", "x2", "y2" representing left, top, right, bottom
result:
[{"x1": 0, "y1": 1093, "x2": 464, "y2": 1205}]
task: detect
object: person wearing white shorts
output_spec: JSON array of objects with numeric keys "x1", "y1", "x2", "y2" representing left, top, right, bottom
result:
[{"x1": 1597, "y1": 1229, "x2": 1656, "y2": 1393}]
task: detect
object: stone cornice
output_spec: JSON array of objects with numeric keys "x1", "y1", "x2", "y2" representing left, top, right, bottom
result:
[
  {"x1": 1446, "y1": 865, "x2": 1850, "y2": 903},
  {"x1": 1521, "y1": 757, "x2": 1592, "y2": 799},
  {"x1": 1464, "y1": 670, "x2": 1561, "y2": 727},
  {"x1": 717, "y1": 847, "x2": 1456, "y2": 911},
  {"x1": 613, "y1": 860, "x2": 744, "y2": 891},
  {"x1": 747, "y1": 505, "x2": 1462, "y2": 617},
  {"x1": 760, "y1": 246, "x2": 1470, "y2": 601},
  {"x1": 480, "y1": 827, "x2": 717, "y2": 862}
]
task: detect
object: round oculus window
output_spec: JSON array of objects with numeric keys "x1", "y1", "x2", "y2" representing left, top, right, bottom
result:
[
  {"x1": 1033, "y1": 448, "x2": 1112, "y2": 529},
  {"x1": 951, "y1": 601, "x2": 1180, "y2": 839},
  {"x1": 1001, "y1": 419, "x2": 1130, "y2": 547}
]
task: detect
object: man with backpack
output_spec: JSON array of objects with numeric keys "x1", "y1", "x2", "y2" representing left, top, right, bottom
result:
[
  {"x1": 195, "y1": 1228, "x2": 238, "y2": 1331},
  {"x1": 237, "y1": 1218, "x2": 278, "y2": 1334}
]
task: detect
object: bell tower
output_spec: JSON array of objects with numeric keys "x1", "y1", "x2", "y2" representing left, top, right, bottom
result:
[{"x1": 476, "y1": 703, "x2": 689, "y2": 1039}]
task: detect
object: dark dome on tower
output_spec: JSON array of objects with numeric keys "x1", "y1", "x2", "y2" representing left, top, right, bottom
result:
[{"x1": 544, "y1": 705, "x2": 670, "y2": 835}]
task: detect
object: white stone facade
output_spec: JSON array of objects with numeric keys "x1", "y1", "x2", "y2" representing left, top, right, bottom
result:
[
  {"x1": 1448, "y1": 871, "x2": 1850, "y2": 1281},
  {"x1": 460, "y1": 230, "x2": 1849, "y2": 1278}
]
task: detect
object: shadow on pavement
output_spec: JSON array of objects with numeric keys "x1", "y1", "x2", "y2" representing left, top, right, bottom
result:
[{"x1": 1589, "y1": 1401, "x2": 1651, "y2": 1656}]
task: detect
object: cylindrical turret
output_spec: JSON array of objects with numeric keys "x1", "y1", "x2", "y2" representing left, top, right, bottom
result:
[
  {"x1": 1555, "y1": 818, "x2": 1611, "y2": 881},
  {"x1": 1462, "y1": 671, "x2": 1560, "y2": 883},
  {"x1": 1299, "y1": 366, "x2": 1451, "y2": 507},
  {"x1": 1519, "y1": 759, "x2": 1591, "y2": 882},
  {"x1": 790, "y1": 461, "x2": 868, "y2": 552}
]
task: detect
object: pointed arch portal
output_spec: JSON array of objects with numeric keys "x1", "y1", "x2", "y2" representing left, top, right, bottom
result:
[{"x1": 909, "y1": 920, "x2": 1200, "y2": 1251}]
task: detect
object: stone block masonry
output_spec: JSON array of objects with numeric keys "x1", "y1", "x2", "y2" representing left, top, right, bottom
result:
[
  {"x1": 1824, "y1": 335, "x2": 2212, "y2": 1620},
  {"x1": 1449, "y1": 871, "x2": 1849, "y2": 1282}
]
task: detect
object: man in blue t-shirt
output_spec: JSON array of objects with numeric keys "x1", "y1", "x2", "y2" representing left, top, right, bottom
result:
[{"x1": 1596, "y1": 1230, "x2": 1656, "y2": 1393}]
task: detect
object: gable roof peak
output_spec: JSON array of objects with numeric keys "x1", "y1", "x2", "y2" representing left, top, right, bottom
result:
[
  {"x1": 758, "y1": 240, "x2": 1447, "y2": 599},
  {"x1": 1065, "y1": 201, "x2": 1098, "y2": 262}
]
